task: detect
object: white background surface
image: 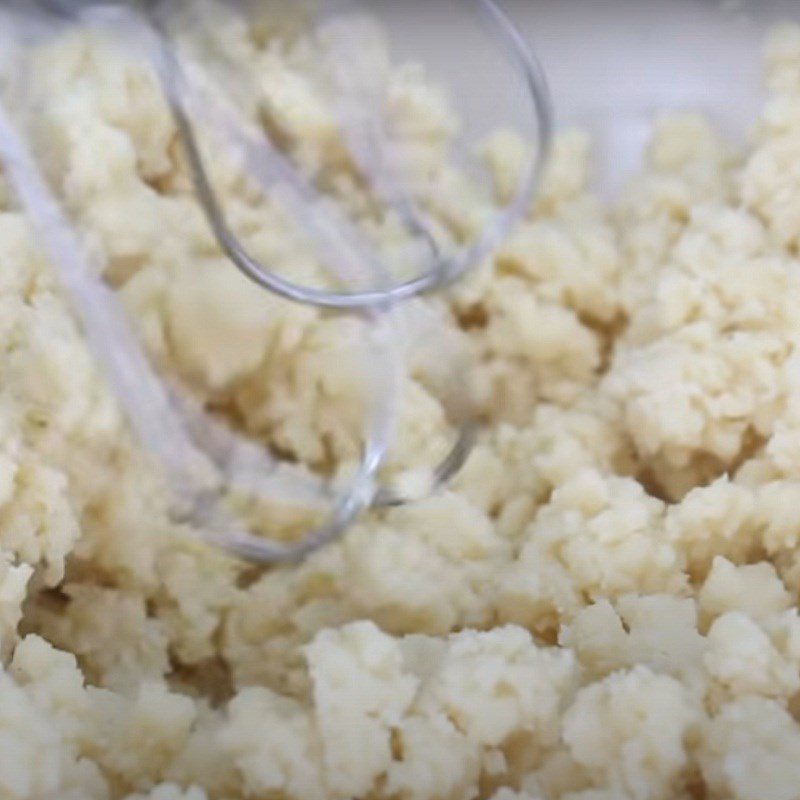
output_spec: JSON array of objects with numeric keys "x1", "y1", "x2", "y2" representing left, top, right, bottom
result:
[{"x1": 372, "y1": 0, "x2": 800, "y2": 195}]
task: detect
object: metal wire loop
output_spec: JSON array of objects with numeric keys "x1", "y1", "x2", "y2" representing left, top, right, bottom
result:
[
  {"x1": 152, "y1": 0, "x2": 553, "y2": 311},
  {"x1": 11, "y1": 0, "x2": 553, "y2": 561}
]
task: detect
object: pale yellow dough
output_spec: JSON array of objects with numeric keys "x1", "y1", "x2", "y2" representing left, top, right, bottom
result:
[{"x1": 3, "y1": 4, "x2": 800, "y2": 799}]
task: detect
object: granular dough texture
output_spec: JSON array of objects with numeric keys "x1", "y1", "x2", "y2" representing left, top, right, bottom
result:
[{"x1": 3, "y1": 4, "x2": 800, "y2": 799}]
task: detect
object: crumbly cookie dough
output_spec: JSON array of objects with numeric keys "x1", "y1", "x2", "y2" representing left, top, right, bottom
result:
[{"x1": 3, "y1": 4, "x2": 800, "y2": 799}]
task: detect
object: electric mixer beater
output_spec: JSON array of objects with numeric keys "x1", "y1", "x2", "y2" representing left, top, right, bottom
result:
[{"x1": 0, "y1": 0, "x2": 551, "y2": 562}]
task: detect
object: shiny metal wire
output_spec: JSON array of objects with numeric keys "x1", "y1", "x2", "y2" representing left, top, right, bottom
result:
[
  {"x1": 3, "y1": 0, "x2": 397, "y2": 564},
  {"x1": 144, "y1": 0, "x2": 551, "y2": 508},
  {"x1": 13, "y1": 0, "x2": 553, "y2": 562},
  {"x1": 0, "y1": 85, "x2": 390, "y2": 564},
  {"x1": 156, "y1": 0, "x2": 553, "y2": 311},
  {"x1": 151, "y1": 38, "x2": 483, "y2": 510}
]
